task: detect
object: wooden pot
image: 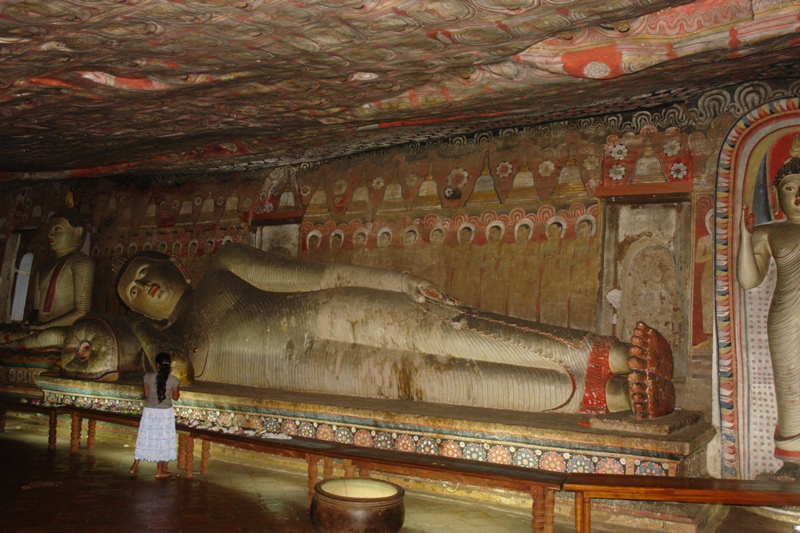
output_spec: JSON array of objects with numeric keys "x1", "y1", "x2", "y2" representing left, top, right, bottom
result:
[{"x1": 310, "y1": 478, "x2": 405, "y2": 533}]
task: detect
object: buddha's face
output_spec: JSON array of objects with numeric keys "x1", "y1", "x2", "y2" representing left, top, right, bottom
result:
[
  {"x1": 331, "y1": 234, "x2": 342, "y2": 250},
  {"x1": 378, "y1": 232, "x2": 391, "y2": 247},
  {"x1": 308, "y1": 235, "x2": 319, "y2": 249},
  {"x1": 516, "y1": 225, "x2": 530, "y2": 242},
  {"x1": 354, "y1": 233, "x2": 366, "y2": 248},
  {"x1": 403, "y1": 230, "x2": 417, "y2": 247},
  {"x1": 118, "y1": 256, "x2": 189, "y2": 321},
  {"x1": 487, "y1": 225, "x2": 501, "y2": 243},
  {"x1": 48, "y1": 217, "x2": 82, "y2": 256},
  {"x1": 459, "y1": 227, "x2": 472, "y2": 243},
  {"x1": 775, "y1": 173, "x2": 800, "y2": 220},
  {"x1": 430, "y1": 229, "x2": 444, "y2": 245},
  {"x1": 547, "y1": 223, "x2": 562, "y2": 240},
  {"x1": 577, "y1": 220, "x2": 592, "y2": 238}
]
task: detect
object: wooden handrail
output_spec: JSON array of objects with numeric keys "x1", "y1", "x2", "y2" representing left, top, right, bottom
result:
[
  {"x1": 564, "y1": 472, "x2": 800, "y2": 533},
  {"x1": 0, "y1": 394, "x2": 68, "y2": 451},
  {"x1": 61, "y1": 405, "x2": 800, "y2": 533}
]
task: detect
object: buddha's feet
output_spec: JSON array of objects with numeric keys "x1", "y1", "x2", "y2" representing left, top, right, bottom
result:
[
  {"x1": 773, "y1": 462, "x2": 800, "y2": 482},
  {"x1": 628, "y1": 322, "x2": 673, "y2": 379},
  {"x1": 627, "y1": 322, "x2": 676, "y2": 419},
  {"x1": 629, "y1": 370, "x2": 675, "y2": 419}
]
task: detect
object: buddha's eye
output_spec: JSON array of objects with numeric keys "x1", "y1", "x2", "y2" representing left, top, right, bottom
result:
[
  {"x1": 129, "y1": 286, "x2": 138, "y2": 299},
  {"x1": 136, "y1": 266, "x2": 148, "y2": 279}
]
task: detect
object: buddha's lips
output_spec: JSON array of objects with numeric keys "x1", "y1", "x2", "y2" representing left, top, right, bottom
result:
[{"x1": 149, "y1": 285, "x2": 159, "y2": 297}]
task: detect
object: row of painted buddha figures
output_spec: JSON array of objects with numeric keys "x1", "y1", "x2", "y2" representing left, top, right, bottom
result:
[{"x1": 303, "y1": 218, "x2": 601, "y2": 331}]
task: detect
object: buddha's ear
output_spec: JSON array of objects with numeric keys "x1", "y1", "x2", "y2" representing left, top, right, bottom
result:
[
  {"x1": 74, "y1": 225, "x2": 87, "y2": 247},
  {"x1": 169, "y1": 255, "x2": 192, "y2": 285},
  {"x1": 771, "y1": 185, "x2": 781, "y2": 217}
]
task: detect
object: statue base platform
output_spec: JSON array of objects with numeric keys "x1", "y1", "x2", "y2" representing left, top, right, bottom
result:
[
  {"x1": 0, "y1": 349, "x2": 61, "y2": 397},
  {"x1": 33, "y1": 373, "x2": 719, "y2": 531},
  {"x1": 35, "y1": 373, "x2": 714, "y2": 478}
]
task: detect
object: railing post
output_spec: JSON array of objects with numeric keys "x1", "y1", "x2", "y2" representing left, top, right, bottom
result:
[
  {"x1": 200, "y1": 440, "x2": 211, "y2": 474},
  {"x1": 177, "y1": 433, "x2": 186, "y2": 469},
  {"x1": 87, "y1": 419, "x2": 97, "y2": 450},
  {"x1": 69, "y1": 412, "x2": 81, "y2": 452},
  {"x1": 47, "y1": 409, "x2": 58, "y2": 451},
  {"x1": 307, "y1": 454, "x2": 319, "y2": 503},
  {"x1": 531, "y1": 485, "x2": 545, "y2": 533},
  {"x1": 184, "y1": 436, "x2": 194, "y2": 478}
]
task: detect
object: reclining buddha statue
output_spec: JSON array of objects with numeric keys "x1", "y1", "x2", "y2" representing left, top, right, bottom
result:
[{"x1": 58, "y1": 242, "x2": 675, "y2": 418}]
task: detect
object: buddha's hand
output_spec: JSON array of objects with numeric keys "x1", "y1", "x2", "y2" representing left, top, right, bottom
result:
[
  {"x1": 405, "y1": 275, "x2": 459, "y2": 306},
  {"x1": 741, "y1": 204, "x2": 754, "y2": 235}
]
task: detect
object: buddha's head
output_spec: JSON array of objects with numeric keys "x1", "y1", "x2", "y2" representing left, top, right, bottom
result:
[
  {"x1": 47, "y1": 209, "x2": 87, "y2": 257},
  {"x1": 330, "y1": 232, "x2": 343, "y2": 250},
  {"x1": 458, "y1": 226, "x2": 473, "y2": 244},
  {"x1": 773, "y1": 154, "x2": 800, "y2": 221},
  {"x1": 116, "y1": 251, "x2": 191, "y2": 322},
  {"x1": 430, "y1": 228, "x2": 444, "y2": 245},
  {"x1": 515, "y1": 223, "x2": 531, "y2": 242},
  {"x1": 378, "y1": 230, "x2": 392, "y2": 248},
  {"x1": 353, "y1": 231, "x2": 367, "y2": 248},
  {"x1": 547, "y1": 221, "x2": 563, "y2": 240},
  {"x1": 403, "y1": 229, "x2": 417, "y2": 247},
  {"x1": 487, "y1": 224, "x2": 502, "y2": 243},
  {"x1": 576, "y1": 219, "x2": 593, "y2": 239}
]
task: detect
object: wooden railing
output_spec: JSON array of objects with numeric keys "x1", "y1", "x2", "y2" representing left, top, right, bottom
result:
[
  {"x1": 564, "y1": 472, "x2": 800, "y2": 533},
  {"x1": 0, "y1": 394, "x2": 67, "y2": 451},
  {"x1": 6, "y1": 401, "x2": 800, "y2": 533}
]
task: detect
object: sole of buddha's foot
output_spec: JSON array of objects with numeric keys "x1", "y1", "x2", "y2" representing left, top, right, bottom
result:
[
  {"x1": 773, "y1": 462, "x2": 800, "y2": 482},
  {"x1": 628, "y1": 321, "x2": 673, "y2": 380},
  {"x1": 629, "y1": 370, "x2": 676, "y2": 419}
]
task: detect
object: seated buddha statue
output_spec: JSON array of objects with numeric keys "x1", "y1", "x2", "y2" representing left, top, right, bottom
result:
[
  {"x1": 61, "y1": 242, "x2": 674, "y2": 418},
  {"x1": 1, "y1": 209, "x2": 94, "y2": 349}
]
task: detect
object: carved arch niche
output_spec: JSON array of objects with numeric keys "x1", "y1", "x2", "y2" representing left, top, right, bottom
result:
[
  {"x1": 599, "y1": 201, "x2": 692, "y2": 381},
  {"x1": 714, "y1": 97, "x2": 800, "y2": 479}
]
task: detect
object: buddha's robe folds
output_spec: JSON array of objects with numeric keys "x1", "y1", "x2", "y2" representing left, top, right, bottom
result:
[
  {"x1": 33, "y1": 252, "x2": 95, "y2": 327},
  {"x1": 769, "y1": 239, "x2": 800, "y2": 458},
  {"x1": 168, "y1": 246, "x2": 623, "y2": 413}
]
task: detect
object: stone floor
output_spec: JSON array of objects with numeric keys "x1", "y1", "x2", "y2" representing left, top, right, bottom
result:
[{"x1": 0, "y1": 413, "x2": 797, "y2": 532}]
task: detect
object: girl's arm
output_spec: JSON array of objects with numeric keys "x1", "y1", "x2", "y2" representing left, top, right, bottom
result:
[
  {"x1": 172, "y1": 384, "x2": 180, "y2": 401},
  {"x1": 142, "y1": 383, "x2": 148, "y2": 399}
]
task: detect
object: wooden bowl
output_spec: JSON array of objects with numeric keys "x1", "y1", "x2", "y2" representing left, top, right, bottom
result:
[{"x1": 310, "y1": 478, "x2": 405, "y2": 533}]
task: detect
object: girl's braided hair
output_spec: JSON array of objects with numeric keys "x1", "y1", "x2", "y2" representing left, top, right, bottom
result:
[{"x1": 155, "y1": 352, "x2": 171, "y2": 403}]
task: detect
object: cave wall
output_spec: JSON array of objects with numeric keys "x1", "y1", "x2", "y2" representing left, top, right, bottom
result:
[{"x1": 1, "y1": 80, "x2": 800, "y2": 477}]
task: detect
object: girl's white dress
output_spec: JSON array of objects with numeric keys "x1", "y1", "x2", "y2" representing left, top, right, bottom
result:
[{"x1": 134, "y1": 372, "x2": 179, "y2": 462}]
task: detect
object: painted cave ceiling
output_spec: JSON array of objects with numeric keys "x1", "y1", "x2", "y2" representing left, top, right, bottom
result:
[{"x1": 0, "y1": 0, "x2": 799, "y2": 180}]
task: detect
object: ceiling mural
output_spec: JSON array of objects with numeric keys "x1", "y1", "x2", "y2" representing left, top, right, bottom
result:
[{"x1": 0, "y1": 0, "x2": 798, "y2": 179}]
